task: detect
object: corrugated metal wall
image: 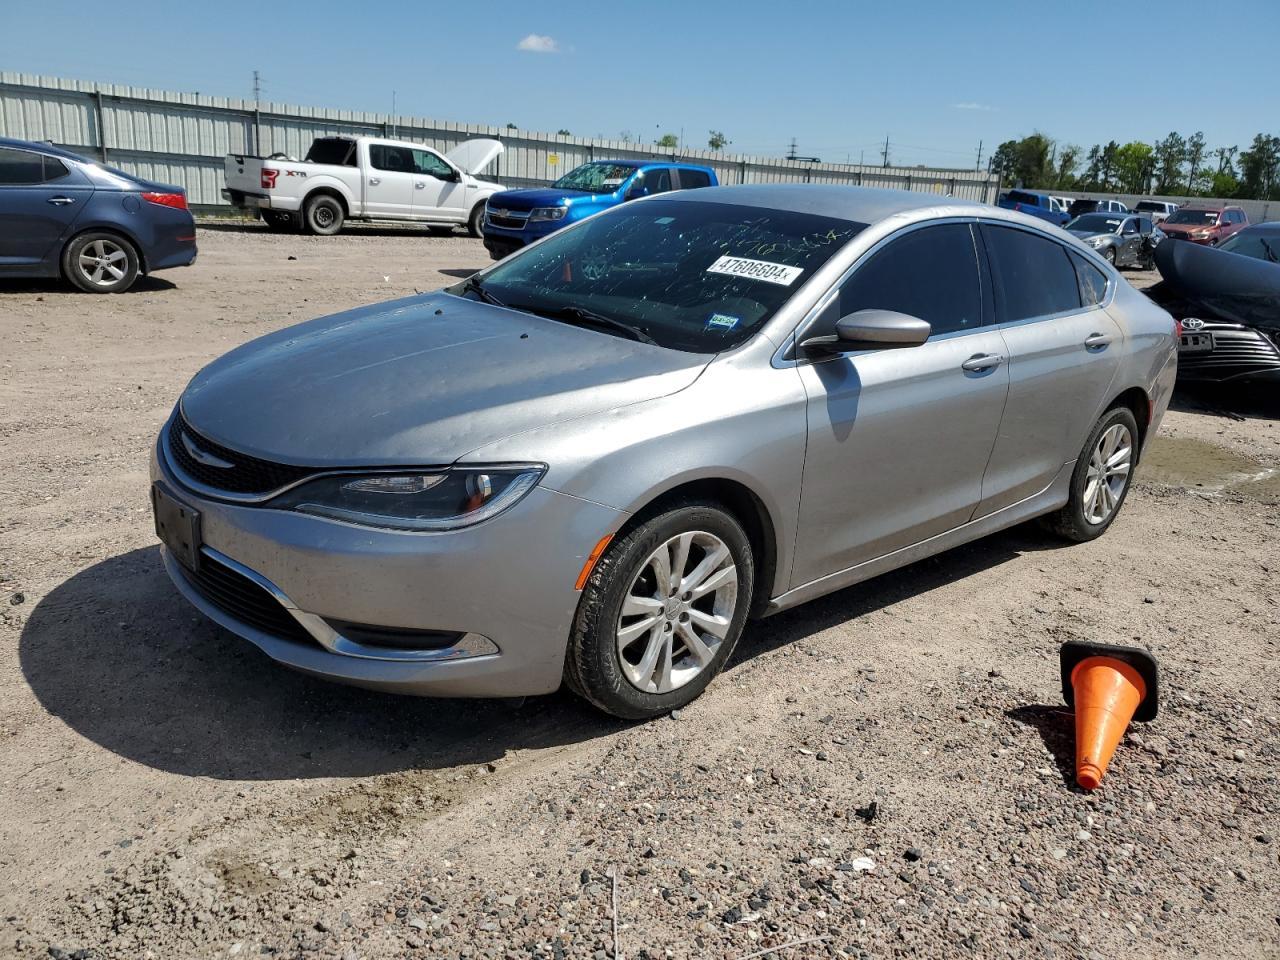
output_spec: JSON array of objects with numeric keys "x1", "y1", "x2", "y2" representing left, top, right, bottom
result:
[{"x1": 1, "y1": 73, "x2": 1002, "y2": 209}]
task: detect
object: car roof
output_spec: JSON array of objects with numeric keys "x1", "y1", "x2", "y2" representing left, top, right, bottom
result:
[
  {"x1": 655, "y1": 183, "x2": 984, "y2": 223},
  {"x1": 0, "y1": 136, "x2": 89, "y2": 162},
  {"x1": 1239, "y1": 221, "x2": 1280, "y2": 233}
]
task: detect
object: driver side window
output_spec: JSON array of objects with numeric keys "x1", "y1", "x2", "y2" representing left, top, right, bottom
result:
[
  {"x1": 814, "y1": 223, "x2": 986, "y2": 338},
  {"x1": 413, "y1": 150, "x2": 454, "y2": 179}
]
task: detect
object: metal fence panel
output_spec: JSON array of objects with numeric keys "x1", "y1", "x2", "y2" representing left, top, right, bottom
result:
[{"x1": 1, "y1": 73, "x2": 1002, "y2": 209}]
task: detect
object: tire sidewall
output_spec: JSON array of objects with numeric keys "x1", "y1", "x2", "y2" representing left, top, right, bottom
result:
[
  {"x1": 570, "y1": 503, "x2": 754, "y2": 719},
  {"x1": 468, "y1": 203, "x2": 486, "y2": 238},
  {"x1": 305, "y1": 195, "x2": 344, "y2": 235},
  {"x1": 1064, "y1": 407, "x2": 1140, "y2": 540},
  {"x1": 63, "y1": 232, "x2": 140, "y2": 294}
]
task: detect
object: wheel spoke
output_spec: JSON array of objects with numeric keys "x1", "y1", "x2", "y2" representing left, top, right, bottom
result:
[
  {"x1": 654, "y1": 633, "x2": 674, "y2": 692},
  {"x1": 104, "y1": 250, "x2": 126, "y2": 264},
  {"x1": 667, "y1": 532, "x2": 693, "y2": 593},
  {"x1": 618, "y1": 615, "x2": 660, "y2": 645},
  {"x1": 105, "y1": 263, "x2": 125, "y2": 280},
  {"x1": 89, "y1": 240, "x2": 104, "y2": 258},
  {"x1": 621, "y1": 595, "x2": 662, "y2": 617},
  {"x1": 690, "y1": 563, "x2": 736, "y2": 600},
  {"x1": 631, "y1": 629, "x2": 665, "y2": 688},
  {"x1": 91, "y1": 263, "x2": 106, "y2": 282},
  {"x1": 677, "y1": 622, "x2": 715, "y2": 667},
  {"x1": 680, "y1": 543, "x2": 729, "y2": 595},
  {"x1": 648, "y1": 549, "x2": 670, "y2": 601},
  {"x1": 688, "y1": 608, "x2": 730, "y2": 639},
  {"x1": 1106, "y1": 445, "x2": 1131, "y2": 469}
]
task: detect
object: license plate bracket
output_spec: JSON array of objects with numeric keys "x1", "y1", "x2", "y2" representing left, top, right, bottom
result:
[{"x1": 151, "y1": 482, "x2": 202, "y2": 571}]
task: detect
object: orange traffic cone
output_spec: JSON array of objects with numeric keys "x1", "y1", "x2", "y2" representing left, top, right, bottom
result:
[{"x1": 1059, "y1": 642, "x2": 1159, "y2": 791}]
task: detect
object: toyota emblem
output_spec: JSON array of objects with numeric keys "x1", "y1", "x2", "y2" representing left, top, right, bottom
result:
[{"x1": 1181, "y1": 318, "x2": 1206, "y2": 331}]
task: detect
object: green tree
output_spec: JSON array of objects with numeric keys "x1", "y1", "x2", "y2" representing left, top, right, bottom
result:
[
  {"x1": 1054, "y1": 144, "x2": 1082, "y2": 189},
  {"x1": 1153, "y1": 132, "x2": 1186, "y2": 194},
  {"x1": 990, "y1": 140, "x2": 1019, "y2": 183},
  {"x1": 1237, "y1": 133, "x2": 1280, "y2": 199},
  {"x1": 556, "y1": 128, "x2": 571, "y2": 137},
  {"x1": 1184, "y1": 131, "x2": 1207, "y2": 194},
  {"x1": 1113, "y1": 142, "x2": 1154, "y2": 193},
  {"x1": 708, "y1": 130, "x2": 730, "y2": 150},
  {"x1": 505, "y1": 122, "x2": 518, "y2": 130},
  {"x1": 655, "y1": 132, "x2": 679, "y2": 148}
]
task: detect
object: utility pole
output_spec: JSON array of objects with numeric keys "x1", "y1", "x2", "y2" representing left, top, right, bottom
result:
[
  {"x1": 252, "y1": 70, "x2": 262, "y2": 156},
  {"x1": 787, "y1": 137, "x2": 798, "y2": 161},
  {"x1": 975, "y1": 139, "x2": 983, "y2": 173},
  {"x1": 391, "y1": 91, "x2": 397, "y2": 138},
  {"x1": 881, "y1": 134, "x2": 890, "y2": 168}
]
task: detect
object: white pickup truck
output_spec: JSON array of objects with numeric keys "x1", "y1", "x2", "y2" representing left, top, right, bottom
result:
[{"x1": 223, "y1": 136, "x2": 505, "y2": 236}]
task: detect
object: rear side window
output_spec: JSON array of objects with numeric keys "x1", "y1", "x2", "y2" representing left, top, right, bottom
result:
[
  {"x1": 983, "y1": 224, "x2": 1082, "y2": 321},
  {"x1": 0, "y1": 147, "x2": 49, "y2": 184},
  {"x1": 42, "y1": 156, "x2": 69, "y2": 181},
  {"x1": 637, "y1": 168, "x2": 672, "y2": 194},
  {"x1": 677, "y1": 169, "x2": 712, "y2": 189},
  {"x1": 369, "y1": 144, "x2": 414, "y2": 172},
  {"x1": 304, "y1": 139, "x2": 357, "y2": 166},
  {"x1": 1008, "y1": 190, "x2": 1042, "y2": 207},
  {"x1": 1071, "y1": 252, "x2": 1108, "y2": 306},
  {"x1": 830, "y1": 223, "x2": 985, "y2": 337}
]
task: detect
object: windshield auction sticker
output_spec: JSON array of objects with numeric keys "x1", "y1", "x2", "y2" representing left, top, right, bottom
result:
[{"x1": 705, "y1": 256, "x2": 804, "y2": 286}]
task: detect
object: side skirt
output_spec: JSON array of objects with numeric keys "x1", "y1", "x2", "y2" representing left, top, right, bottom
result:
[{"x1": 764, "y1": 461, "x2": 1075, "y2": 615}]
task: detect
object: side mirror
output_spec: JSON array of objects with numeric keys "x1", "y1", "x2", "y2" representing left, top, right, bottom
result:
[{"x1": 801, "y1": 309, "x2": 932, "y2": 355}]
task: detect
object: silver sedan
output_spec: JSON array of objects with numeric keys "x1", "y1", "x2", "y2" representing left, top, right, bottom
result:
[{"x1": 152, "y1": 185, "x2": 1177, "y2": 718}]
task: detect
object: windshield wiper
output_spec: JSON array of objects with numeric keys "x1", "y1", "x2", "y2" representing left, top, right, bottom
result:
[
  {"x1": 461, "y1": 275, "x2": 505, "y2": 307},
  {"x1": 513, "y1": 303, "x2": 659, "y2": 345}
]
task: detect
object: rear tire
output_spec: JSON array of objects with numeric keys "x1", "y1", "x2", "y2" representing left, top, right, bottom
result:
[
  {"x1": 62, "y1": 232, "x2": 140, "y2": 293},
  {"x1": 1042, "y1": 406, "x2": 1139, "y2": 543},
  {"x1": 303, "y1": 194, "x2": 344, "y2": 236},
  {"x1": 564, "y1": 501, "x2": 754, "y2": 720},
  {"x1": 468, "y1": 203, "x2": 486, "y2": 238}
]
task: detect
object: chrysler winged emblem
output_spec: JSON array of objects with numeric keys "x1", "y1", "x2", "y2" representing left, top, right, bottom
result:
[{"x1": 181, "y1": 431, "x2": 234, "y2": 469}]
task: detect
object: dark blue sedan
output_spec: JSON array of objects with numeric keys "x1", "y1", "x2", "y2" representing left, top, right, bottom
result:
[{"x1": 0, "y1": 137, "x2": 197, "y2": 293}]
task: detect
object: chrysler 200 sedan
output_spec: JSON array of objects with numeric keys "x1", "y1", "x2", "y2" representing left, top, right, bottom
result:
[{"x1": 152, "y1": 185, "x2": 1177, "y2": 719}]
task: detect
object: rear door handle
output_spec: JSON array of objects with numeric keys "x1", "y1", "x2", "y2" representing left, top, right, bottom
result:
[
  {"x1": 961, "y1": 353, "x2": 1004, "y2": 372},
  {"x1": 47, "y1": 196, "x2": 75, "y2": 206},
  {"x1": 1084, "y1": 333, "x2": 1113, "y2": 350},
  {"x1": 368, "y1": 177, "x2": 381, "y2": 186}
]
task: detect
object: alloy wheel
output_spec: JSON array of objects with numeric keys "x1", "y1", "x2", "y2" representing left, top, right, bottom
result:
[
  {"x1": 616, "y1": 531, "x2": 738, "y2": 694},
  {"x1": 1083, "y1": 423, "x2": 1132, "y2": 524},
  {"x1": 77, "y1": 239, "x2": 128, "y2": 287}
]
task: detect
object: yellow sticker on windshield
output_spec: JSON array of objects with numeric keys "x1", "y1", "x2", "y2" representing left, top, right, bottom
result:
[{"x1": 706, "y1": 255, "x2": 804, "y2": 286}]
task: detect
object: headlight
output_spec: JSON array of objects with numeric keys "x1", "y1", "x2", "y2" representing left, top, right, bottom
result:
[
  {"x1": 271, "y1": 466, "x2": 545, "y2": 531},
  {"x1": 528, "y1": 206, "x2": 568, "y2": 222},
  {"x1": 1088, "y1": 236, "x2": 1106, "y2": 247},
  {"x1": 1191, "y1": 231, "x2": 1211, "y2": 240}
]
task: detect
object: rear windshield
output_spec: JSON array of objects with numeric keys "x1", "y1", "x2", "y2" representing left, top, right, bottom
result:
[
  {"x1": 1218, "y1": 229, "x2": 1280, "y2": 263},
  {"x1": 1007, "y1": 190, "x2": 1043, "y2": 206},
  {"x1": 1166, "y1": 209, "x2": 1219, "y2": 225},
  {"x1": 1068, "y1": 214, "x2": 1123, "y2": 233},
  {"x1": 1134, "y1": 201, "x2": 1165, "y2": 212},
  {"x1": 305, "y1": 138, "x2": 357, "y2": 166},
  {"x1": 463, "y1": 198, "x2": 865, "y2": 353}
]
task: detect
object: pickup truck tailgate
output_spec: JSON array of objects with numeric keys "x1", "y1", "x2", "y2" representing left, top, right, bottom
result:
[{"x1": 225, "y1": 155, "x2": 267, "y2": 194}]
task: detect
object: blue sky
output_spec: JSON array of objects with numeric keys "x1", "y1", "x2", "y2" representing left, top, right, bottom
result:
[{"x1": 3, "y1": 0, "x2": 1276, "y2": 168}]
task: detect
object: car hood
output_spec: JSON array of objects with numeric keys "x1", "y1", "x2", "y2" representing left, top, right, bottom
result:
[
  {"x1": 1068, "y1": 229, "x2": 1114, "y2": 242},
  {"x1": 1161, "y1": 221, "x2": 1216, "y2": 234},
  {"x1": 443, "y1": 138, "x2": 504, "y2": 175},
  {"x1": 1154, "y1": 236, "x2": 1280, "y2": 331},
  {"x1": 487, "y1": 186, "x2": 616, "y2": 212},
  {"x1": 180, "y1": 294, "x2": 709, "y2": 466}
]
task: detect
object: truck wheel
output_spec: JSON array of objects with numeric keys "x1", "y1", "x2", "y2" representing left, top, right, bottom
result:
[
  {"x1": 63, "y1": 232, "x2": 140, "y2": 294},
  {"x1": 303, "y1": 195, "x2": 344, "y2": 236},
  {"x1": 262, "y1": 210, "x2": 296, "y2": 232},
  {"x1": 468, "y1": 203, "x2": 487, "y2": 239}
]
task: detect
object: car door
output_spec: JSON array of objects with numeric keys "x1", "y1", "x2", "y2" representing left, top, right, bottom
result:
[
  {"x1": 410, "y1": 147, "x2": 463, "y2": 220},
  {"x1": 1118, "y1": 217, "x2": 1142, "y2": 265},
  {"x1": 974, "y1": 223, "x2": 1122, "y2": 517},
  {"x1": 789, "y1": 221, "x2": 1011, "y2": 587},
  {"x1": 625, "y1": 167, "x2": 674, "y2": 202},
  {"x1": 363, "y1": 143, "x2": 416, "y2": 218},
  {"x1": 0, "y1": 147, "x2": 94, "y2": 273}
]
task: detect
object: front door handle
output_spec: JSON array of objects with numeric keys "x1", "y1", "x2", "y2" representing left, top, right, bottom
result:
[
  {"x1": 47, "y1": 196, "x2": 75, "y2": 206},
  {"x1": 368, "y1": 177, "x2": 381, "y2": 186},
  {"x1": 1084, "y1": 333, "x2": 1113, "y2": 350},
  {"x1": 415, "y1": 181, "x2": 426, "y2": 189},
  {"x1": 961, "y1": 353, "x2": 1004, "y2": 372}
]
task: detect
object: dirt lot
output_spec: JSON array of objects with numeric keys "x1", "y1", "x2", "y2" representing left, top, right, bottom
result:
[{"x1": 1, "y1": 224, "x2": 1278, "y2": 960}]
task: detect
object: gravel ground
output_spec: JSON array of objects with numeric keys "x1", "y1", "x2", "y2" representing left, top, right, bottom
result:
[{"x1": 1, "y1": 224, "x2": 1277, "y2": 960}]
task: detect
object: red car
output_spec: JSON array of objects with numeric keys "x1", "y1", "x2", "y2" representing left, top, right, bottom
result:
[{"x1": 1159, "y1": 204, "x2": 1249, "y2": 245}]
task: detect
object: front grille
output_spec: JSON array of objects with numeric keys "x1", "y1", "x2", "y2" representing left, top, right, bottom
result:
[
  {"x1": 167, "y1": 411, "x2": 314, "y2": 495},
  {"x1": 178, "y1": 552, "x2": 315, "y2": 645},
  {"x1": 486, "y1": 210, "x2": 529, "y2": 230}
]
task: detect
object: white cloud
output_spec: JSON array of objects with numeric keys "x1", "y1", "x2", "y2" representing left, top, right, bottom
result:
[
  {"x1": 516, "y1": 34, "x2": 560, "y2": 53},
  {"x1": 953, "y1": 102, "x2": 996, "y2": 112}
]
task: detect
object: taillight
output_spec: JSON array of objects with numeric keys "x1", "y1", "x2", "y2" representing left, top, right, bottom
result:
[
  {"x1": 141, "y1": 192, "x2": 188, "y2": 210},
  {"x1": 261, "y1": 168, "x2": 279, "y2": 189}
]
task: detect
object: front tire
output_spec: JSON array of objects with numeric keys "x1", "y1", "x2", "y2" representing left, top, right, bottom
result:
[
  {"x1": 1103, "y1": 247, "x2": 1117, "y2": 266},
  {"x1": 303, "y1": 194, "x2": 344, "y2": 235},
  {"x1": 565, "y1": 502, "x2": 754, "y2": 720},
  {"x1": 63, "y1": 232, "x2": 140, "y2": 293},
  {"x1": 1042, "y1": 406, "x2": 1139, "y2": 543},
  {"x1": 468, "y1": 203, "x2": 486, "y2": 238}
]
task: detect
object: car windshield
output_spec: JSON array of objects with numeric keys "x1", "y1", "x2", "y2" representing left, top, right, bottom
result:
[
  {"x1": 1166, "y1": 210, "x2": 1220, "y2": 225},
  {"x1": 1068, "y1": 214, "x2": 1124, "y2": 233},
  {"x1": 1217, "y1": 229, "x2": 1280, "y2": 263},
  {"x1": 460, "y1": 199, "x2": 865, "y2": 353},
  {"x1": 552, "y1": 162, "x2": 638, "y2": 194}
]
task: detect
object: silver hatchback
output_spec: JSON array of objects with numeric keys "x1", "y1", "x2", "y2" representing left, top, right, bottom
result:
[{"x1": 152, "y1": 185, "x2": 1177, "y2": 718}]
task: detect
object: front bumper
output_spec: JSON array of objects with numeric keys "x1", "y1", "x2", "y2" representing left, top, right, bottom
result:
[{"x1": 151, "y1": 432, "x2": 625, "y2": 697}]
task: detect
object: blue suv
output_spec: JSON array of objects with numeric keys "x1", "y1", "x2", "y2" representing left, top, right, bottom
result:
[
  {"x1": 483, "y1": 160, "x2": 718, "y2": 259},
  {"x1": 996, "y1": 189, "x2": 1069, "y2": 227}
]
